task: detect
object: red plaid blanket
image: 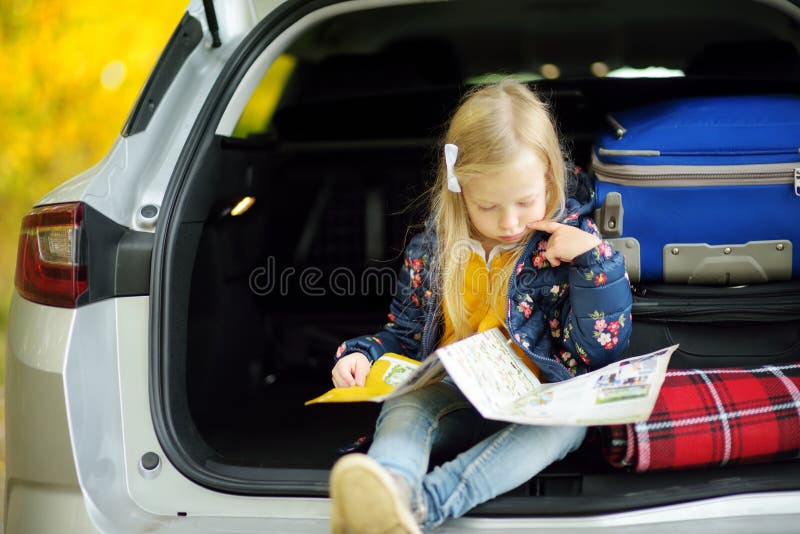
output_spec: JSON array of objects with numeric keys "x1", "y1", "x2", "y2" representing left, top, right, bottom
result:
[{"x1": 602, "y1": 363, "x2": 800, "y2": 471}]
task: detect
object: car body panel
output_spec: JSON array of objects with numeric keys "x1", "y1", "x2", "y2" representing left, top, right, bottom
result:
[
  {"x1": 62, "y1": 296, "x2": 175, "y2": 533},
  {"x1": 4, "y1": 293, "x2": 99, "y2": 533},
  {"x1": 6, "y1": 483, "x2": 100, "y2": 534},
  {"x1": 5, "y1": 293, "x2": 77, "y2": 489}
]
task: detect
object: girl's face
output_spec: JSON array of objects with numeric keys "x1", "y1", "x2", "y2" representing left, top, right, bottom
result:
[{"x1": 461, "y1": 149, "x2": 548, "y2": 252}]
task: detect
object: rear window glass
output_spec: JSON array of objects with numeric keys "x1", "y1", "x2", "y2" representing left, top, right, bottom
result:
[{"x1": 229, "y1": 0, "x2": 799, "y2": 139}]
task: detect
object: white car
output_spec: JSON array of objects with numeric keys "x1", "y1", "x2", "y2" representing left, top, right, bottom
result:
[{"x1": 7, "y1": 0, "x2": 800, "y2": 532}]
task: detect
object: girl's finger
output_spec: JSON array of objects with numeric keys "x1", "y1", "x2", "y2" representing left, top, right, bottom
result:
[
  {"x1": 354, "y1": 358, "x2": 370, "y2": 387},
  {"x1": 332, "y1": 365, "x2": 354, "y2": 388},
  {"x1": 544, "y1": 247, "x2": 562, "y2": 267},
  {"x1": 527, "y1": 220, "x2": 561, "y2": 233}
]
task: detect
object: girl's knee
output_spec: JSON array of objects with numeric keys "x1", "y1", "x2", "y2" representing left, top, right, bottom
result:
[
  {"x1": 551, "y1": 425, "x2": 587, "y2": 459},
  {"x1": 508, "y1": 424, "x2": 586, "y2": 460},
  {"x1": 378, "y1": 397, "x2": 434, "y2": 426},
  {"x1": 566, "y1": 425, "x2": 587, "y2": 451},
  {"x1": 382, "y1": 382, "x2": 463, "y2": 412}
]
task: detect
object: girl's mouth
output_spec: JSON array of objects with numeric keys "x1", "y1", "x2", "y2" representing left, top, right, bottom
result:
[{"x1": 499, "y1": 231, "x2": 526, "y2": 242}]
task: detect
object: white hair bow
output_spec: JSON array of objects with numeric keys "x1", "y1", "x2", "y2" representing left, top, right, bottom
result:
[{"x1": 444, "y1": 143, "x2": 461, "y2": 193}]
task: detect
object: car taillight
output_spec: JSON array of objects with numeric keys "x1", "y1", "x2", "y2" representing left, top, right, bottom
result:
[{"x1": 15, "y1": 202, "x2": 88, "y2": 308}]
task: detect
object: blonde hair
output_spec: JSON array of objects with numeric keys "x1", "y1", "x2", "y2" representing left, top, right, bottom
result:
[{"x1": 430, "y1": 81, "x2": 566, "y2": 341}]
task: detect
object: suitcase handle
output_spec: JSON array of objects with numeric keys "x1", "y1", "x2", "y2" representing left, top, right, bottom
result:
[{"x1": 605, "y1": 114, "x2": 627, "y2": 140}]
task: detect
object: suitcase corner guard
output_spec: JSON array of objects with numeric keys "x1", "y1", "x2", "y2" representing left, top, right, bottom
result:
[{"x1": 662, "y1": 240, "x2": 792, "y2": 285}]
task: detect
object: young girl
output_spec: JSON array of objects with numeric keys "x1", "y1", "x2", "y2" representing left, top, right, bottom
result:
[{"x1": 328, "y1": 81, "x2": 632, "y2": 533}]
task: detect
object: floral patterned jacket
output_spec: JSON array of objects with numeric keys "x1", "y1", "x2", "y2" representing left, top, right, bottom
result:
[{"x1": 334, "y1": 166, "x2": 633, "y2": 383}]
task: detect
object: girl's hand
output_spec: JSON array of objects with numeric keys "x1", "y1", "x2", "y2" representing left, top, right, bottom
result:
[
  {"x1": 332, "y1": 352, "x2": 371, "y2": 388},
  {"x1": 527, "y1": 220, "x2": 601, "y2": 267}
]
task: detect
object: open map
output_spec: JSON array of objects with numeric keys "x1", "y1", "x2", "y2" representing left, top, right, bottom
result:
[{"x1": 307, "y1": 327, "x2": 676, "y2": 426}]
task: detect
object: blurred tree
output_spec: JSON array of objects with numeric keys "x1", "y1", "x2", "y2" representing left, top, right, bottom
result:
[{"x1": 0, "y1": 0, "x2": 187, "y2": 383}]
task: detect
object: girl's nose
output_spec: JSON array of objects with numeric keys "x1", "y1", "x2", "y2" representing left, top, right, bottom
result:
[{"x1": 499, "y1": 209, "x2": 518, "y2": 231}]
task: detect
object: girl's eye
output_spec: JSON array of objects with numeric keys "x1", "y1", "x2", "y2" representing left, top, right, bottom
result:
[
  {"x1": 478, "y1": 205, "x2": 496, "y2": 211},
  {"x1": 516, "y1": 200, "x2": 534, "y2": 207}
]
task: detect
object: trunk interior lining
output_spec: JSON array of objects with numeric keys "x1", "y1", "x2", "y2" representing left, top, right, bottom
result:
[{"x1": 162, "y1": 78, "x2": 800, "y2": 508}]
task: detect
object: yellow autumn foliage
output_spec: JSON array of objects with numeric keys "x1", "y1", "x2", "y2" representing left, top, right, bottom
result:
[{"x1": 0, "y1": 0, "x2": 187, "y2": 384}]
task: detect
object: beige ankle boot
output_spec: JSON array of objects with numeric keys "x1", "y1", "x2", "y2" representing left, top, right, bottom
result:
[{"x1": 329, "y1": 454, "x2": 422, "y2": 534}]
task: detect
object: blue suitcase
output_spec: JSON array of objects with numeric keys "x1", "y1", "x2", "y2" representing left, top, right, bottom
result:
[{"x1": 592, "y1": 95, "x2": 800, "y2": 285}]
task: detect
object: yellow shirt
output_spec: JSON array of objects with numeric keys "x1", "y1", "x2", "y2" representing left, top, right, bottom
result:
[{"x1": 439, "y1": 239, "x2": 544, "y2": 381}]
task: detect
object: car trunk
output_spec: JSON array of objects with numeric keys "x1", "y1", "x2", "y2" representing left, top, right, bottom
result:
[{"x1": 152, "y1": 0, "x2": 800, "y2": 515}]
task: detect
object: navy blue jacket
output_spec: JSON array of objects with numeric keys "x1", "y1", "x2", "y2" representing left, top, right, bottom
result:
[{"x1": 335, "y1": 167, "x2": 633, "y2": 383}]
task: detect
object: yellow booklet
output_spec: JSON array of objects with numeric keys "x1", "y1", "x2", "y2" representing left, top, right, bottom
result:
[{"x1": 305, "y1": 353, "x2": 424, "y2": 405}]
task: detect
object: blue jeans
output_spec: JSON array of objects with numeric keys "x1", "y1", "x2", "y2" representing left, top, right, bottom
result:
[{"x1": 367, "y1": 380, "x2": 587, "y2": 530}]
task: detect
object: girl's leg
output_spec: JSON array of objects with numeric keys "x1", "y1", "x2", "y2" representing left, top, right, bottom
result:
[
  {"x1": 367, "y1": 380, "x2": 477, "y2": 493},
  {"x1": 420, "y1": 423, "x2": 587, "y2": 530},
  {"x1": 330, "y1": 381, "x2": 483, "y2": 534}
]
